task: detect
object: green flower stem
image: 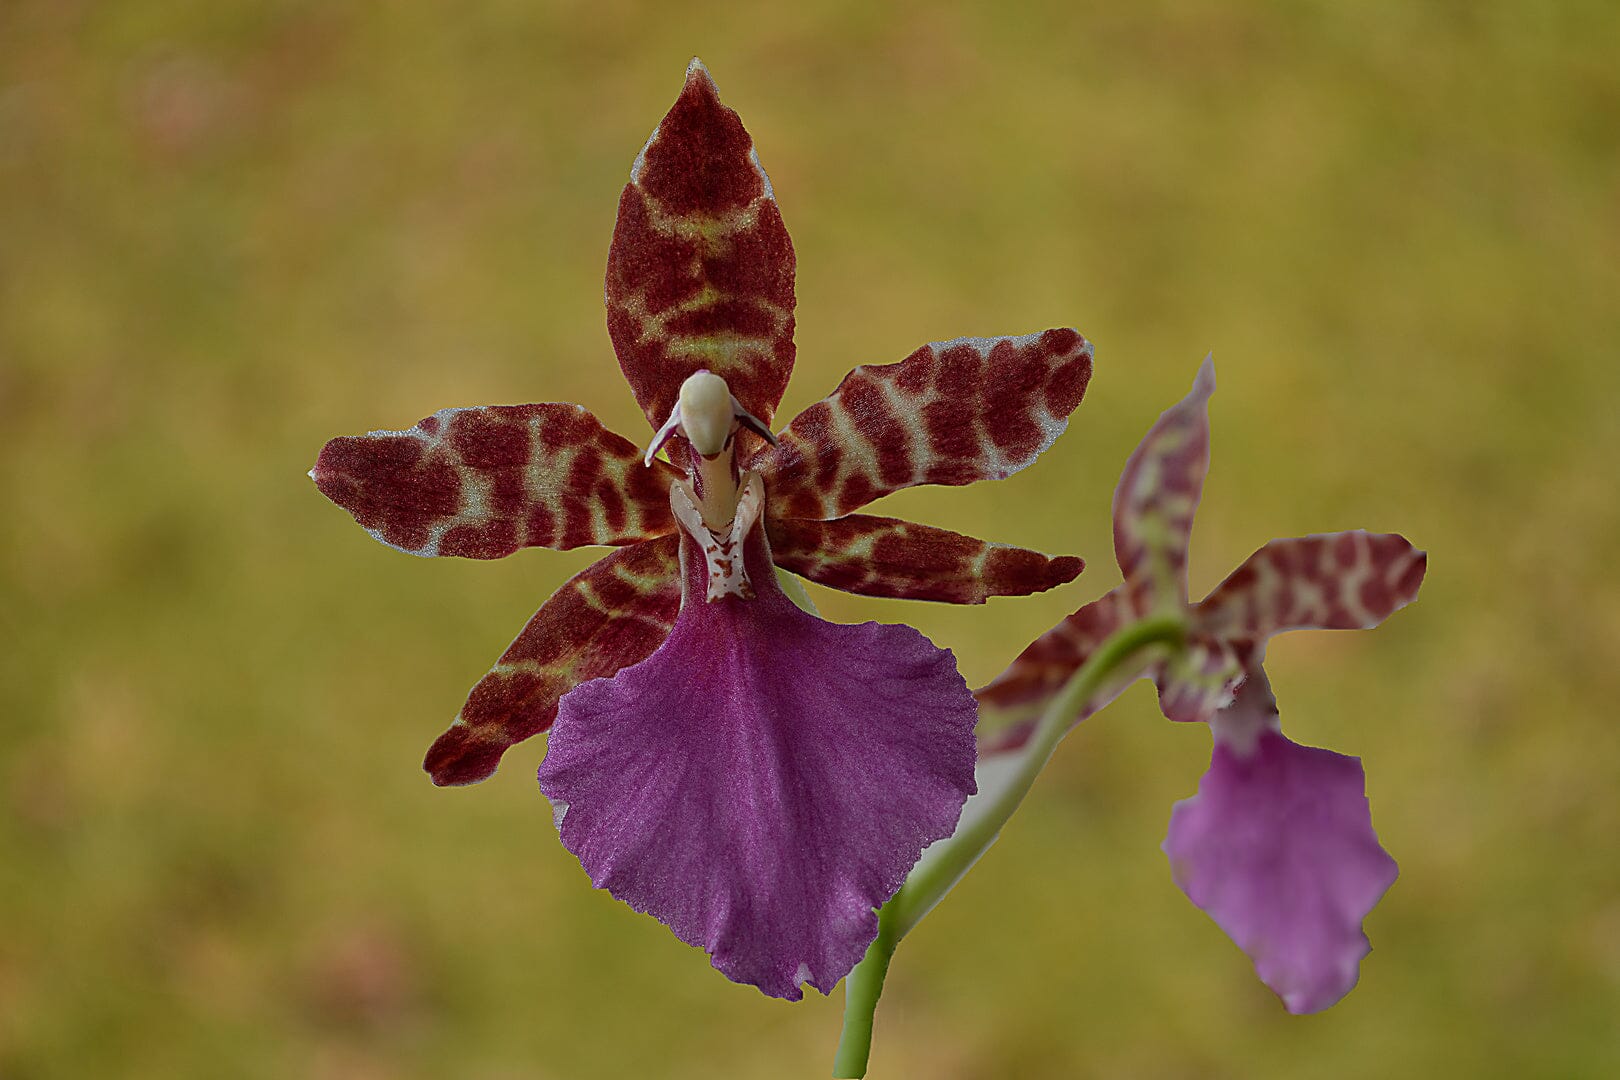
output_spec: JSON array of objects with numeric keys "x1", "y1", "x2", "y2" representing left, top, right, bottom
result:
[
  {"x1": 831, "y1": 613, "x2": 1185, "y2": 1078},
  {"x1": 831, "y1": 899, "x2": 898, "y2": 1078}
]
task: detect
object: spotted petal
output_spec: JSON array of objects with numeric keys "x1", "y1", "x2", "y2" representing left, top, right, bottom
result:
[
  {"x1": 1197, "y1": 532, "x2": 1427, "y2": 640},
  {"x1": 758, "y1": 329, "x2": 1093, "y2": 520},
  {"x1": 766, "y1": 514, "x2": 1082, "y2": 604},
  {"x1": 1114, "y1": 357, "x2": 1215, "y2": 613},
  {"x1": 313, "y1": 404, "x2": 680, "y2": 558},
  {"x1": 424, "y1": 537, "x2": 681, "y2": 785},
  {"x1": 974, "y1": 587, "x2": 1135, "y2": 752},
  {"x1": 1164, "y1": 669, "x2": 1398, "y2": 1014},
  {"x1": 606, "y1": 59, "x2": 795, "y2": 430},
  {"x1": 538, "y1": 529, "x2": 977, "y2": 999}
]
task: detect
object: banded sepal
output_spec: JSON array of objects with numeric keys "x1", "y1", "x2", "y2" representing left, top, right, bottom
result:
[
  {"x1": 1113, "y1": 356, "x2": 1215, "y2": 614},
  {"x1": 1197, "y1": 532, "x2": 1428, "y2": 640},
  {"x1": 767, "y1": 514, "x2": 1082, "y2": 605},
  {"x1": 423, "y1": 536, "x2": 681, "y2": 785},
  {"x1": 313, "y1": 404, "x2": 681, "y2": 558},
  {"x1": 973, "y1": 588, "x2": 1134, "y2": 752},
  {"x1": 976, "y1": 586, "x2": 1132, "y2": 712},
  {"x1": 606, "y1": 59, "x2": 796, "y2": 431},
  {"x1": 757, "y1": 329, "x2": 1093, "y2": 520}
]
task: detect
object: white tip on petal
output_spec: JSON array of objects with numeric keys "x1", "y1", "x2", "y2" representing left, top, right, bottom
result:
[
  {"x1": 685, "y1": 56, "x2": 714, "y2": 89},
  {"x1": 1194, "y1": 353, "x2": 1217, "y2": 397}
]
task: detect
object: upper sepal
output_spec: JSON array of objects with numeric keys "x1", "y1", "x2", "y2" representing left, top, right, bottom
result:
[
  {"x1": 759, "y1": 329, "x2": 1093, "y2": 520},
  {"x1": 606, "y1": 59, "x2": 796, "y2": 431},
  {"x1": 312, "y1": 403, "x2": 680, "y2": 557},
  {"x1": 1114, "y1": 357, "x2": 1215, "y2": 613}
]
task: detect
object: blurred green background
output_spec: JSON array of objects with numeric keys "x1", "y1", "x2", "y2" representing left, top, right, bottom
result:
[{"x1": 3, "y1": 1, "x2": 1617, "y2": 1077}]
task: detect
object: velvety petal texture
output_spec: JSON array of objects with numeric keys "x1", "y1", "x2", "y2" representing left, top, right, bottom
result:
[
  {"x1": 767, "y1": 514, "x2": 1082, "y2": 604},
  {"x1": 1163, "y1": 672, "x2": 1398, "y2": 1014},
  {"x1": 313, "y1": 403, "x2": 680, "y2": 557},
  {"x1": 606, "y1": 59, "x2": 796, "y2": 430},
  {"x1": 538, "y1": 528, "x2": 978, "y2": 999},
  {"x1": 424, "y1": 537, "x2": 682, "y2": 786},
  {"x1": 758, "y1": 329, "x2": 1093, "y2": 520}
]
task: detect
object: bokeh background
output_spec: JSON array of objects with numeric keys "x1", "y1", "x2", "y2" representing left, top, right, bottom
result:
[{"x1": 3, "y1": 2, "x2": 1618, "y2": 1077}]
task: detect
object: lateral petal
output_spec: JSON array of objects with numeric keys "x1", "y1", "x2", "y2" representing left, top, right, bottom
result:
[
  {"x1": 767, "y1": 514, "x2": 1082, "y2": 605},
  {"x1": 313, "y1": 404, "x2": 680, "y2": 558},
  {"x1": 606, "y1": 59, "x2": 796, "y2": 431},
  {"x1": 423, "y1": 536, "x2": 681, "y2": 786},
  {"x1": 1113, "y1": 357, "x2": 1215, "y2": 613},
  {"x1": 1196, "y1": 532, "x2": 1427, "y2": 640},
  {"x1": 1164, "y1": 671, "x2": 1398, "y2": 1014},
  {"x1": 758, "y1": 329, "x2": 1092, "y2": 519},
  {"x1": 537, "y1": 529, "x2": 977, "y2": 999}
]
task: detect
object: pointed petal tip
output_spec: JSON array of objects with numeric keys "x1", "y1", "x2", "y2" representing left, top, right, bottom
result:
[
  {"x1": 684, "y1": 56, "x2": 718, "y2": 94},
  {"x1": 1193, "y1": 353, "x2": 1217, "y2": 397}
]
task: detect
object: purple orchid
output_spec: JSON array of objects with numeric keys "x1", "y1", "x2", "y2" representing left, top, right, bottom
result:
[
  {"x1": 312, "y1": 60, "x2": 1095, "y2": 1000},
  {"x1": 977, "y1": 358, "x2": 1425, "y2": 1012}
]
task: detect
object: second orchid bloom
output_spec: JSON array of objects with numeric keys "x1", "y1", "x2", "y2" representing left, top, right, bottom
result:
[
  {"x1": 978, "y1": 358, "x2": 1425, "y2": 1014},
  {"x1": 312, "y1": 60, "x2": 1092, "y2": 998}
]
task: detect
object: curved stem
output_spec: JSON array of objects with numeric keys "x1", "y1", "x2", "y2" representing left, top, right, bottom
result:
[
  {"x1": 830, "y1": 613, "x2": 1185, "y2": 1076},
  {"x1": 831, "y1": 901, "x2": 898, "y2": 1078}
]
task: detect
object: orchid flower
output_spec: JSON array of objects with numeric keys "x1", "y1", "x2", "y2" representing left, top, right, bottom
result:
[
  {"x1": 976, "y1": 358, "x2": 1425, "y2": 1013},
  {"x1": 311, "y1": 59, "x2": 1093, "y2": 1000}
]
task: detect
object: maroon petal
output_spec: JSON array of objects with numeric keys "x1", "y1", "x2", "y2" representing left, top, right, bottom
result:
[
  {"x1": 313, "y1": 404, "x2": 680, "y2": 558},
  {"x1": 974, "y1": 587, "x2": 1136, "y2": 752},
  {"x1": 1197, "y1": 532, "x2": 1427, "y2": 640},
  {"x1": 537, "y1": 528, "x2": 977, "y2": 999},
  {"x1": 424, "y1": 537, "x2": 681, "y2": 785},
  {"x1": 606, "y1": 59, "x2": 796, "y2": 430},
  {"x1": 1113, "y1": 357, "x2": 1215, "y2": 613},
  {"x1": 1164, "y1": 670, "x2": 1398, "y2": 1013},
  {"x1": 767, "y1": 514, "x2": 1082, "y2": 605},
  {"x1": 757, "y1": 329, "x2": 1092, "y2": 520}
]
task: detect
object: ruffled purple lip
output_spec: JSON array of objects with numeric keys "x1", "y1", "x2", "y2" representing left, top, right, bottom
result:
[
  {"x1": 538, "y1": 526, "x2": 978, "y2": 999},
  {"x1": 1164, "y1": 672, "x2": 1398, "y2": 1013}
]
